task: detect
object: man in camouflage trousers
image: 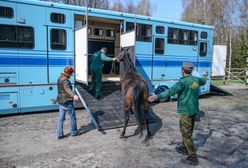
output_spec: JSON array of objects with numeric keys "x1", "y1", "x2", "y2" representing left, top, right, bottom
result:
[
  {"x1": 56, "y1": 66, "x2": 79, "y2": 140},
  {"x1": 148, "y1": 62, "x2": 208, "y2": 166}
]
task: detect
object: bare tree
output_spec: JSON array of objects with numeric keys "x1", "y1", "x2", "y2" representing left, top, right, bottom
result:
[
  {"x1": 42, "y1": 0, "x2": 109, "y2": 9},
  {"x1": 181, "y1": 0, "x2": 247, "y2": 68},
  {"x1": 136, "y1": 0, "x2": 153, "y2": 16},
  {"x1": 111, "y1": 0, "x2": 125, "y2": 12},
  {"x1": 125, "y1": 0, "x2": 136, "y2": 14}
]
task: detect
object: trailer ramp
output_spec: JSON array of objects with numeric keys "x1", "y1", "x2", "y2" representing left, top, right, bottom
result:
[
  {"x1": 210, "y1": 83, "x2": 232, "y2": 95},
  {"x1": 75, "y1": 82, "x2": 156, "y2": 130}
]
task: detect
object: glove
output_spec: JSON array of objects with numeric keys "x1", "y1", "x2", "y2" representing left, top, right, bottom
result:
[
  {"x1": 113, "y1": 57, "x2": 118, "y2": 62},
  {"x1": 73, "y1": 95, "x2": 79, "y2": 101}
]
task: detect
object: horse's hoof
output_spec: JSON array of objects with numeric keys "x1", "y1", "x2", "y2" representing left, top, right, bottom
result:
[
  {"x1": 142, "y1": 134, "x2": 153, "y2": 145},
  {"x1": 120, "y1": 134, "x2": 125, "y2": 139}
]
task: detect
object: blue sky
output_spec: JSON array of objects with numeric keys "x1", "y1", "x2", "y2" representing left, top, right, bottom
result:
[
  {"x1": 110, "y1": 0, "x2": 183, "y2": 21},
  {"x1": 151, "y1": 0, "x2": 183, "y2": 20}
]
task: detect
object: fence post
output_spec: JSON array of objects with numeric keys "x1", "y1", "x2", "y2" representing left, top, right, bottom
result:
[{"x1": 246, "y1": 57, "x2": 248, "y2": 85}]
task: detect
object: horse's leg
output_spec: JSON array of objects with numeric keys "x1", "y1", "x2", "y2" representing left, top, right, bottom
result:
[
  {"x1": 120, "y1": 104, "x2": 130, "y2": 138},
  {"x1": 144, "y1": 102, "x2": 152, "y2": 138},
  {"x1": 145, "y1": 109, "x2": 151, "y2": 137}
]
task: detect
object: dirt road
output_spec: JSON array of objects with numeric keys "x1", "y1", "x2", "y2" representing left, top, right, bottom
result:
[{"x1": 0, "y1": 84, "x2": 247, "y2": 168}]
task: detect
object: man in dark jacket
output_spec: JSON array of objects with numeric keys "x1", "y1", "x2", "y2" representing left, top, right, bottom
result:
[
  {"x1": 148, "y1": 62, "x2": 208, "y2": 166},
  {"x1": 57, "y1": 66, "x2": 79, "y2": 140},
  {"x1": 90, "y1": 47, "x2": 117, "y2": 99}
]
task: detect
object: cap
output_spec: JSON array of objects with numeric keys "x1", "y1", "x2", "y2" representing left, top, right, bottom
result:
[
  {"x1": 182, "y1": 62, "x2": 194, "y2": 74},
  {"x1": 101, "y1": 47, "x2": 108, "y2": 53},
  {"x1": 64, "y1": 66, "x2": 74, "y2": 76}
]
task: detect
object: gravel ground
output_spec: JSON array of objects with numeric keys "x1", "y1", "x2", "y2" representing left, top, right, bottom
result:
[{"x1": 0, "y1": 83, "x2": 247, "y2": 168}]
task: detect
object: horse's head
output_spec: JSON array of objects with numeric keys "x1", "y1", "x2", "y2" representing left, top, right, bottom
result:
[{"x1": 116, "y1": 48, "x2": 130, "y2": 62}]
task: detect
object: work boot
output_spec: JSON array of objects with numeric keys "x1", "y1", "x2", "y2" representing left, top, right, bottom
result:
[
  {"x1": 175, "y1": 145, "x2": 188, "y2": 155},
  {"x1": 58, "y1": 135, "x2": 65, "y2": 140},
  {"x1": 181, "y1": 155, "x2": 198, "y2": 166},
  {"x1": 96, "y1": 95, "x2": 103, "y2": 100}
]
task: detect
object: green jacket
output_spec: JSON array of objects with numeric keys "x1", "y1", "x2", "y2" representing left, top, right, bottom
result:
[
  {"x1": 57, "y1": 73, "x2": 75, "y2": 104},
  {"x1": 90, "y1": 50, "x2": 113, "y2": 71},
  {"x1": 158, "y1": 75, "x2": 207, "y2": 116}
]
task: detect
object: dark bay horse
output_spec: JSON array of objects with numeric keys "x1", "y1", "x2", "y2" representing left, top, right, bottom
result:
[{"x1": 116, "y1": 48, "x2": 151, "y2": 141}]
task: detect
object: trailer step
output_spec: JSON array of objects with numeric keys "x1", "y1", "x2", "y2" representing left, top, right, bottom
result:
[{"x1": 75, "y1": 82, "x2": 157, "y2": 130}]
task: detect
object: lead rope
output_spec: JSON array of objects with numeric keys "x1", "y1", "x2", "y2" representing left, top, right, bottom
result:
[{"x1": 108, "y1": 61, "x2": 115, "y2": 78}]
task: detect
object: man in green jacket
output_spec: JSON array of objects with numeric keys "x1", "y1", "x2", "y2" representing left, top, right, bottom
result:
[
  {"x1": 90, "y1": 47, "x2": 117, "y2": 99},
  {"x1": 148, "y1": 62, "x2": 208, "y2": 166}
]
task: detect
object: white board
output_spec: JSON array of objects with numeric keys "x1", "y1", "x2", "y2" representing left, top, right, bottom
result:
[
  {"x1": 120, "y1": 31, "x2": 135, "y2": 47},
  {"x1": 75, "y1": 26, "x2": 88, "y2": 84},
  {"x1": 212, "y1": 45, "x2": 227, "y2": 77}
]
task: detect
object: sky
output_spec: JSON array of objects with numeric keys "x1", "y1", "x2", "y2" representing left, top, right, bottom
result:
[
  {"x1": 111, "y1": 0, "x2": 183, "y2": 21},
  {"x1": 151, "y1": 0, "x2": 183, "y2": 21}
]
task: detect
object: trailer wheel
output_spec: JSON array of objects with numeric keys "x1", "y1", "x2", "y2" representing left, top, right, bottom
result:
[{"x1": 155, "y1": 86, "x2": 169, "y2": 102}]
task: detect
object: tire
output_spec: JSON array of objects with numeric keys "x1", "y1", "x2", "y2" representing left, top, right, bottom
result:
[{"x1": 154, "y1": 86, "x2": 169, "y2": 102}]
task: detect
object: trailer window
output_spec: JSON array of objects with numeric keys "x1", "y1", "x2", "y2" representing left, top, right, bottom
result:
[
  {"x1": 189, "y1": 30, "x2": 198, "y2": 45},
  {"x1": 155, "y1": 38, "x2": 165, "y2": 54},
  {"x1": 136, "y1": 24, "x2": 152, "y2": 42},
  {"x1": 126, "y1": 22, "x2": 135, "y2": 32},
  {"x1": 51, "y1": 29, "x2": 66, "y2": 50},
  {"x1": 178, "y1": 29, "x2": 189, "y2": 45},
  {"x1": 94, "y1": 28, "x2": 103, "y2": 36},
  {"x1": 0, "y1": 25, "x2": 16, "y2": 48},
  {"x1": 0, "y1": 24, "x2": 34, "y2": 49},
  {"x1": 0, "y1": 6, "x2": 13, "y2": 18},
  {"x1": 168, "y1": 27, "x2": 198, "y2": 46},
  {"x1": 106, "y1": 30, "x2": 114, "y2": 37},
  {"x1": 126, "y1": 22, "x2": 152, "y2": 42},
  {"x1": 168, "y1": 28, "x2": 178, "y2": 44},
  {"x1": 17, "y1": 26, "x2": 34, "y2": 49},
  {"x1": 201, "y1": 32, "x2": 208, "y2": 39},
  {"x1": 88, "y1": 28, "x2": 91, "y2": 35},
  {"x1": 51, "y1": 13, "x2": 65, "y2": 24},
  {"x1": 200, "y1": 42, "x2": 207, "y2": 56},
  {"x1": 156, "y1": 26, "x2": 164, "y2": 34}
]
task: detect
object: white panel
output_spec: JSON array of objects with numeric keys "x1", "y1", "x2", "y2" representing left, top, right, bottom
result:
[
  {"x1": 120, "y1": 31, "x2": 135, "y2": 47},
  {"x1": 75, "y1": 26, "x2": 88, "y2": 84},
  {"x1": 212, "y1": 45, "x2": 227, "y2": 77}
]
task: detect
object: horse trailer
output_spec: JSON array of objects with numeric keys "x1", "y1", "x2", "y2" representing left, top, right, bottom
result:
[{"x1": 0, "y1": 0, "x2": 214, "y2": 117}]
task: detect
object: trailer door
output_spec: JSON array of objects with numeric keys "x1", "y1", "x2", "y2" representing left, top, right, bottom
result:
[
  {"x1": 75, "y1": 26, "x2": 88, "y2": 84},
  {"x1": 120, "y1": 31, "x2": 136, "y2": 77},
  {"x1": 197, "y1": 39, "x2": 211, "y2": 94}
]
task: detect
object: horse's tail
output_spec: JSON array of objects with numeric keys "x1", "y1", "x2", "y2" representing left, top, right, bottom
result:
[{"x1": 133, "y1": 86, "x2": 145, "y2": 126}]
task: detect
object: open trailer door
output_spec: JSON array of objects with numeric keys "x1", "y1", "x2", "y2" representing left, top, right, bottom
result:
[
  {"x1": 120, "y1": 30, "x2": 136, "y2": 77},
  {"x1": 75, "y1": 25, "x2": 88, "y2": 84}
]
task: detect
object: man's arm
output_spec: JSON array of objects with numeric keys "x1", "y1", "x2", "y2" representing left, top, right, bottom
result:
[
  {"x1": 148, "y1": 81, "x2": 184, "y2": 102},
  {"x1": 101, "y1": 53, "x2": 114, "y2": 61},
  {"x1": 198, "y1": 71, "x2": 208, "y2": 86},
  {"x1": 63, "y1": 80, "x2": 79, "y2": 101},
  {"x1": 158, "y1": 81, "x2": 184, "y2": 99}
]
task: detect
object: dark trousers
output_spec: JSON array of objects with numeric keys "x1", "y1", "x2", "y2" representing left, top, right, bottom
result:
[
  {"x1": 90, "y1": 69, "x2": 102, "y2": 97},
  {"x1": 179, "y1": 115, "x2": 196, "y2": 156}
]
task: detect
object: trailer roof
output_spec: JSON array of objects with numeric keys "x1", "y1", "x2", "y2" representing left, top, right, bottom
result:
[{"x1": 4, "y1": 0, "x2": 214, "y2": 30}]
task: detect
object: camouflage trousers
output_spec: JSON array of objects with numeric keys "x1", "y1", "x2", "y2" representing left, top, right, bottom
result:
[{"x1": 179, "y1": 115, "x2": 196, "y2": 156}]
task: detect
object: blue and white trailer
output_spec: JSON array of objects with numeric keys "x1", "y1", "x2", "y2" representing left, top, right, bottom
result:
[{"x1": 0, "y1": 0, "x2": 214, "y2": 116}]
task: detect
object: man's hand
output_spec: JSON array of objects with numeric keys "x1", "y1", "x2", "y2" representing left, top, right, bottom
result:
[
  {"x1": 113, "y1": 57, "x2": 118, "y2": 62},
  {"x1": 148, "y1": 93, "x2": 158, "y2": 102},
  {"x1": 202, "y1": 71, "x2": 208, "y2": 77},
  {"x1": 73, "y1": 95, "x2": 79, "y2": 101}
]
